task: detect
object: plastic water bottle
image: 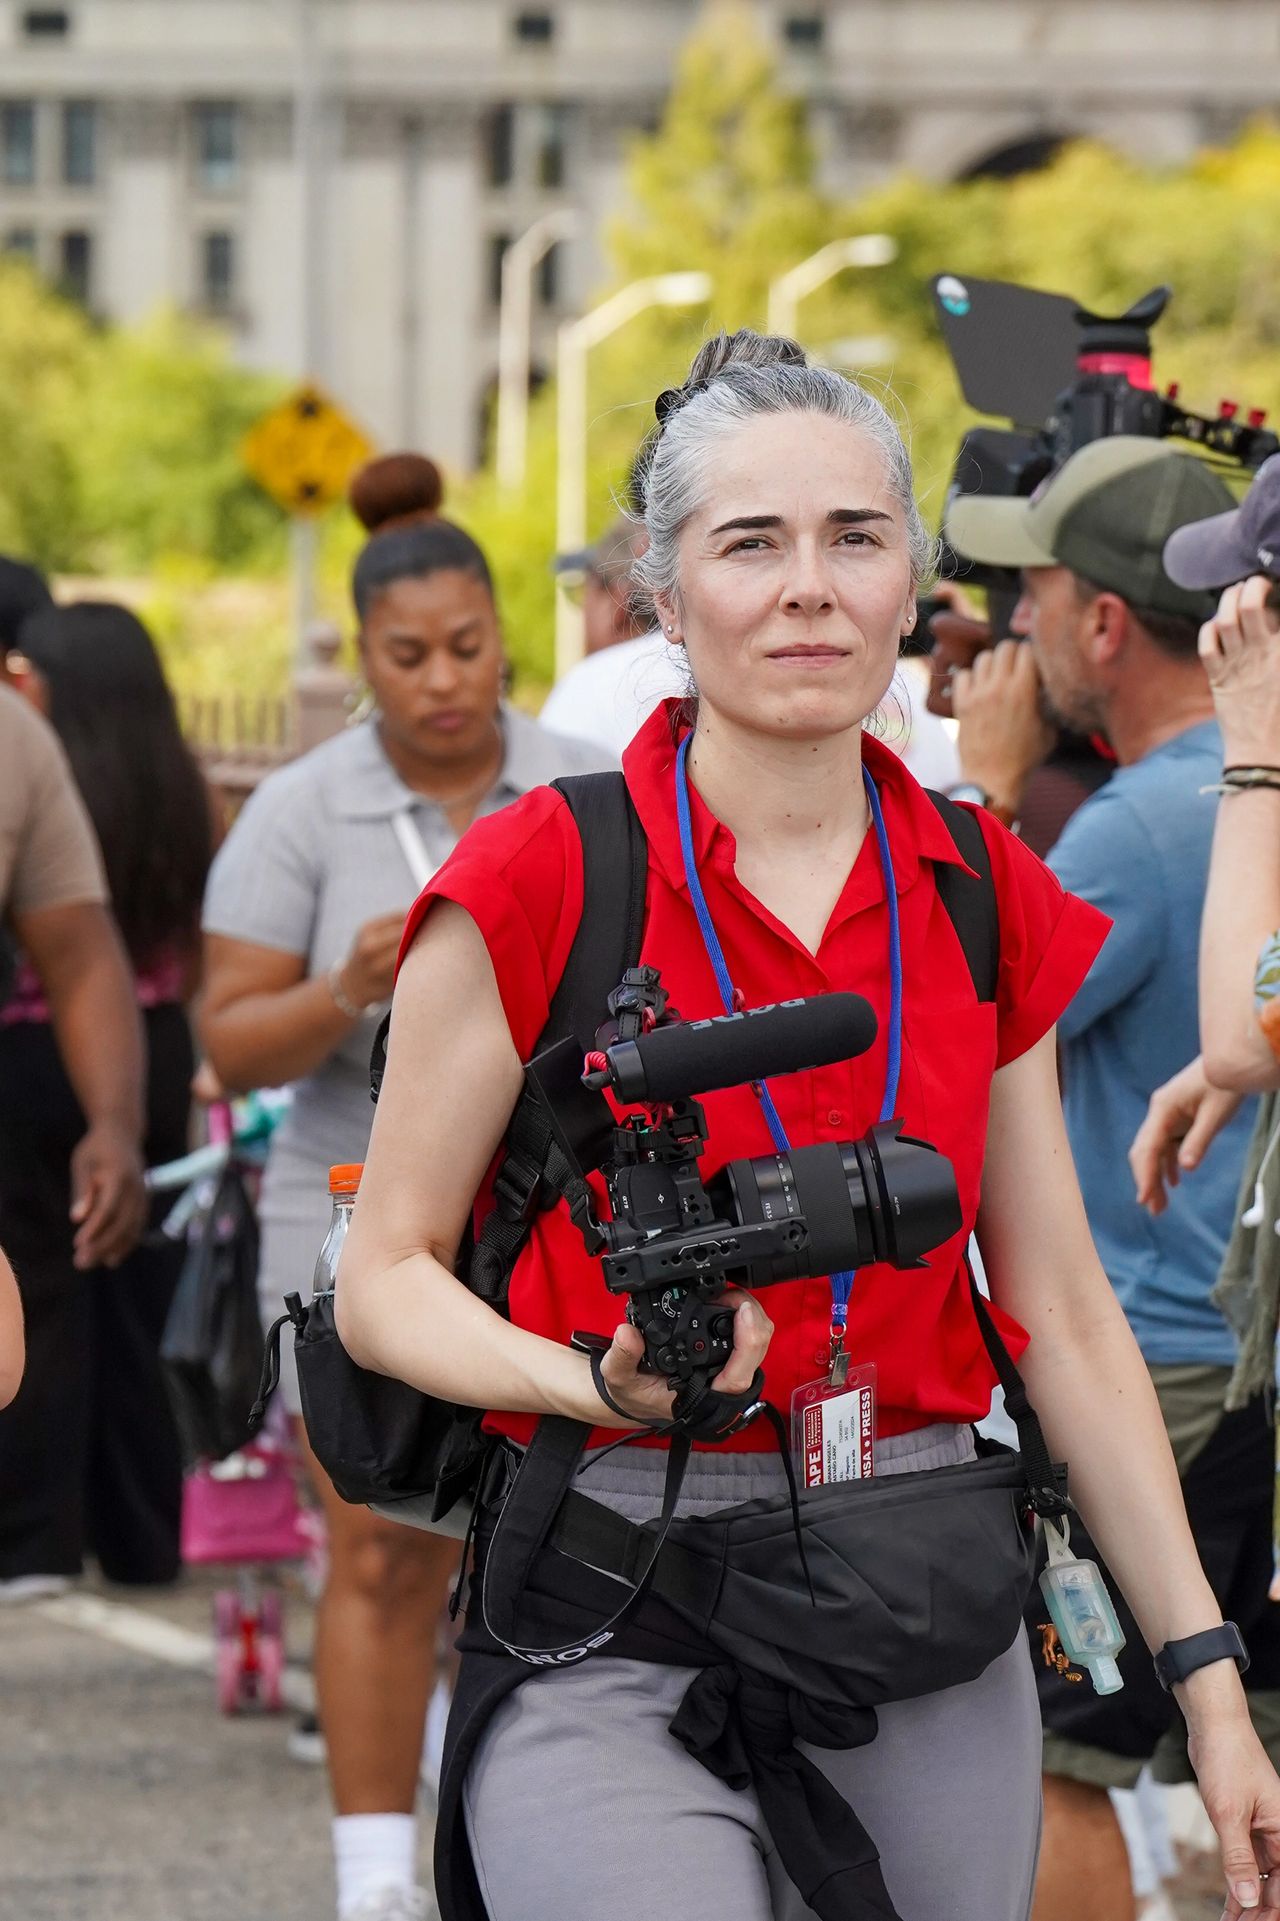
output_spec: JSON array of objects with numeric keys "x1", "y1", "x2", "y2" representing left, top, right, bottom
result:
[{"x1": 313, "y1": 1163, "x2": 362, "y2": 1299}]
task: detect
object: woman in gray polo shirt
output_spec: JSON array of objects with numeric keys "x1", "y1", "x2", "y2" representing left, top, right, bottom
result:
[{"x1": 200, "y1": 456, "x2": 613, "y2": 1921}]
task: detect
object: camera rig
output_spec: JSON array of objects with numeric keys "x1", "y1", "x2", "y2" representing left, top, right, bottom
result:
[
  {"x1": 931, "y1": 274, "x2": 1279, "y2": 613},
  {"x1": 522, "y1": 966, "x2": 962, "y2": 1405}
]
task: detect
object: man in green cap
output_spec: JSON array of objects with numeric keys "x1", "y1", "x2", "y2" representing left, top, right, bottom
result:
[{"x1": 945, "y1": 438, "x2": 1280, "y2": 1921}]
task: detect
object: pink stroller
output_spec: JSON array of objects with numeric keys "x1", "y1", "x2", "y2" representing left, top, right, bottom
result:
[{"x1": 152, "y1": 1096, "x2": 319, "y2": 1713}]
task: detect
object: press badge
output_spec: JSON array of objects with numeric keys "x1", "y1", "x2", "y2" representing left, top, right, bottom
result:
[{"x1": 791, "y1": 1357, "x2": 877, "y2": 1486}]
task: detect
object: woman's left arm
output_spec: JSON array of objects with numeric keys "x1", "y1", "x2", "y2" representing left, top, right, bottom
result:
[{"x1": 979, "y1": 1030, "x2": 1280, "y2": 1916}]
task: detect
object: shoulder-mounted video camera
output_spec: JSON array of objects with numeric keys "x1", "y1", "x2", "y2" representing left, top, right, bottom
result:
[
  {"x1": 923, "y1": 274, "x2": 1280, "y2": 715},
  {"x1": 522, "y1": 966, "x2": 961, "y2": 1408}
]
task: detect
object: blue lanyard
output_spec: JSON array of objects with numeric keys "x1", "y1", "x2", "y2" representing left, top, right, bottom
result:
[{"x1": 674, "y1": 732, "x2": 902, "y2": 1341}]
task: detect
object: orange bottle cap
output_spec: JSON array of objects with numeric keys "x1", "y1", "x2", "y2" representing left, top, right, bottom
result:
[{"x1": 329, "y1": 1162, "x2": 364, "y2": 1193}]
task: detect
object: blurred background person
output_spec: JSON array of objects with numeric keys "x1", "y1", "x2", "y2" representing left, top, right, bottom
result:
[
  {"x1": 540, "y1": 514, "x2": 683, "y2": 756},
  {"x1": 0, "y1": 660, "x2": 146, "y2": 1353},
  {"x1": 199, "y1": 453, "x2": 614, "y2": 1921},
  {"x1": 0, "y1": 601, "x2": 199, "y2": 1595},
  {"x1": 945, "y1": 439, "x2": 1277, "y2": 1921},
  {"x1": 1130, "y1": 469, "x2": 1280, "y2": 1520},
  {"x1": 1165, "y1": 461, "x2": 1280, "y2": 1097},
  {"x1": 0, "y1": 555, "x2": 53, "y2": 659}
]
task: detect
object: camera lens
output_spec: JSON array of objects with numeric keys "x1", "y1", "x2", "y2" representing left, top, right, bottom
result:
[{"x1": 717, "y1": 1122, "x2": 961, "y2": 1284}]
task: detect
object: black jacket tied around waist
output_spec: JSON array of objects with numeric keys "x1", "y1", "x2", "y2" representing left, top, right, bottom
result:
[{"x1": 432, "y1": 1406, "x2": 1062, "y2": 1921}]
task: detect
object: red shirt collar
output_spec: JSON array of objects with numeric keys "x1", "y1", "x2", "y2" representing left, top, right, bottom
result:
[{"x1": 622, "y1": 699, "x2": 978, "y2": 902}]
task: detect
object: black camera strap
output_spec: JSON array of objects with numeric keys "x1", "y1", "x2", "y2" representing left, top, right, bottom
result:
[{"x1": 480, "y1": 1415, "x2": 695, "y2": 1664}]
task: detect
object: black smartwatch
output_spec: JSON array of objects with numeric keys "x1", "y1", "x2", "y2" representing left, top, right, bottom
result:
[{"x1": 1153, "y1": 1621, "x2": 1250, "y2": 1692}]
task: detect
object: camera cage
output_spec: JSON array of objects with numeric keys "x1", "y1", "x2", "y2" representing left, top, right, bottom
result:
[{"x1": 522, "y1": 967, "x2": 962, "y2": 1393}]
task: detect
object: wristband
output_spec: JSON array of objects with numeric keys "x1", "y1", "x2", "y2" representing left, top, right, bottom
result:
[
  {"x1": 1223, "y1": 765, "x2": 1280, "y2": 778},
  {"x1": 1204, "y1": 775, "x2": 1280, "y2": 796},
  {"x1": 327, "y1": 963, "x2": 363, "y2": 1021},
  {"x1": 1153, "y1": 1620, "x2": 1249, "y2": 1692}
]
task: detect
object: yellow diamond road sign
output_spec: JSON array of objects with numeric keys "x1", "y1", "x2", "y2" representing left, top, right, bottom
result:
[{"x1": 241, "y1": 383, "x2": 373, "y2": 516}]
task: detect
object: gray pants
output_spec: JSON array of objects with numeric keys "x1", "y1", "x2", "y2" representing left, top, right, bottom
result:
[{"x1": 464, "y1": 1426, "x2": 1044, "y2": 1921}]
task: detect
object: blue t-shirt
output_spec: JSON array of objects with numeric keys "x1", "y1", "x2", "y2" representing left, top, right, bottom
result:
[{"x1": 1049, "y1": 719, "x2": 1255, "y2": 1366}]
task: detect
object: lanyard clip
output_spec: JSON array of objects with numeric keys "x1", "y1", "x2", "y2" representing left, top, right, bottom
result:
[{"x1": 828, "y1": 1322, "x2": 850, "y2": 1388}]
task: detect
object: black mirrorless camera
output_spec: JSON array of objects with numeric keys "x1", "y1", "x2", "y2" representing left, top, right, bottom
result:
[{"x1": 524, "y1": 967, "x2": 962, "y2": 1399}]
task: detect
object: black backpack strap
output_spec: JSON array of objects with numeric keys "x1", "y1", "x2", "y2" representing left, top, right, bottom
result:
[
  {"x1": 370, "y1": 771, "x2": 646, "y2": 1104},
  {"x1": 468, "y1": 773, "x2": 648, "y2": 1311},
  {"x1": 925, "y1": 791, "x2": 1000, "y2": 1005},
  {"x1": 545, "y1": 772, "x2": 648, "y2": 1047}
]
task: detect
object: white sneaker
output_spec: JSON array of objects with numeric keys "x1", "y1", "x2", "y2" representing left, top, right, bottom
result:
[
  {"x1": 0, "y1": 1573, "x2": 71, "y2": 1606},
  {"x1": 341, "y1": 1890, "x2": 431, "y2": 1921},
  {"x1": 287, "y1": 1710, "x2": 326, "y2": 1767}
]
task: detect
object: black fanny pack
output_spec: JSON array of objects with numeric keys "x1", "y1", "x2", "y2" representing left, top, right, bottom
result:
[{"x1": 449, "y1": 1278, "x2": 1067, "y2": 1921}]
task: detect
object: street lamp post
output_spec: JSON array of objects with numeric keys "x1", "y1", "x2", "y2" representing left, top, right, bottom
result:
[
  {"x1": 293, "y1": 0, "x2": 329, "y2": 663},
  {"x1": 554, "y1": 270, "x2": 712, "y2": 678},
  {"x1": 766, "y1": 233, "x2": 897, "y2": 340},
  {"x1": 496, "y1": 208, "x2": 580, "y2": 493}
]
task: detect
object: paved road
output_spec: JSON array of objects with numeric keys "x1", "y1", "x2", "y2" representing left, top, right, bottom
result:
[
  {"x1": 0, "y1": 1571, "x2": 435, "y2": 1921},
  {"x1": 0, "y1": 1569, "x2": 1224, "y2": 1921}
]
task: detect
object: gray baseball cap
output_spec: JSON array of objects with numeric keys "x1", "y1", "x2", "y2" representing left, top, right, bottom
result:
[
  {"x1": 554, "y1": 516, "x2": 638, "y2": 587},
  {"x1": 1163, "y1": 452, "x2": 1280, "y2": 592},
  {"x1": 945, "y1": 436, "x2": 1233, "y2": 621}
]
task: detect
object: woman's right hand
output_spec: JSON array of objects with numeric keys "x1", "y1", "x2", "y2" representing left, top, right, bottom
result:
[
  {"x1": 336, "y1": 911, "x2": 409, "y2": 1012},
  {"x1": 595, "y1": 1287, "x2": 775, "y2": 1427}
]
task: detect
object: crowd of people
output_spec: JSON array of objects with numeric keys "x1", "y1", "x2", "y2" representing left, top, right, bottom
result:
[{"x1": 4, "y1": 325, "x2": 1280, "y2": 1921}]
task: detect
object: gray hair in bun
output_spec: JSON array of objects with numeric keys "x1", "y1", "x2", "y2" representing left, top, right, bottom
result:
[{"x1": 632, "y1": 329, "x2": 937, "y2": 617}]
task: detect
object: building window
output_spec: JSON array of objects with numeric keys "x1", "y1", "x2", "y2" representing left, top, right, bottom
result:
[
  {"x1": 1, "y1": 103, "x2": 37, "y2": 186},
  {"x1": 532, "y1": 103, "x2": 568, "y2": 189},
  {"x1": 486, "y1": 101, "x2": 570, "y2": 192},
  {"x1": 485, "y1": 105, "x2": 514, "y2": 188},
  {"x1": 194, "y1": 102, "x2": 238, "y2": 192},
  {"x1": 62, "y1": 101, "x2": 96, "y2": 186},
  {"x1": 513, "y1": 10, "x2": 554, "y2": 43},
  {"x1": 783, "y1": 13, "x2": 825, "y2": 47},
  {"x1": 488, "y1": 233, "x2": 510, "y2": 308},
  {"x1": 22, "y1": 8, "x2": 70, "y2": 36},
  {"x1": 58, "y1": 229, "x2": 92, "y2": 305},
  {"x1": 200, "y1": 230, "x2": 235, "y2": 314},
  {"x1": 538, "y1": 240, "x2": 560, "y2": 308},
  {"x1": 3, "y1": 228, "x2": 37, "y2": 260}
]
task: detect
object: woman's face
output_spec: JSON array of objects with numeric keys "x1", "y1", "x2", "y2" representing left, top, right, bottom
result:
[
  {"x1": 359, "y1": 569, "x2": 504, "y2": 766},
  {"x1": 659, "y1": 411, "x2": 916, "y2": 743}
]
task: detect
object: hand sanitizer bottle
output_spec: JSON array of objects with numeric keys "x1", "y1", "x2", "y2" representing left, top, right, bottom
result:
[{"x1": 1039, "y1": 1517, "x2": 1127, "y2": 1695}]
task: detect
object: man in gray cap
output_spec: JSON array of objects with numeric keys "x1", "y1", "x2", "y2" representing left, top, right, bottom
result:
[
  {"x1": 550, "y1": 516, "x2": 649, "y2": 659},
  {"x1": 541, "y1": 517, "x2": 687, "y2": 757},
  {"x1": 946, "y1": 437, "x2": 1280, "y2": 1921}
]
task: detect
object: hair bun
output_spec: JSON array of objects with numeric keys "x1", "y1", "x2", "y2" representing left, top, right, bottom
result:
[
  {"x1": 683, "y1": 328, "x2": 807, "y2": 392},
  {"x1": 348, "y1": 452, "x2": 444, "y2": 533}
]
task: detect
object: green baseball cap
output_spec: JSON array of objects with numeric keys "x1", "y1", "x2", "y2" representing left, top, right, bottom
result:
[{"x1": 945, "y1": 437, "x2": 1234, "y2": 621}]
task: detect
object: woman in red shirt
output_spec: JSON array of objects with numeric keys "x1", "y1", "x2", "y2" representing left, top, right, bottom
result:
[{"x1": 340, "y1": 332, "x2": 1280, "y2": 1921}]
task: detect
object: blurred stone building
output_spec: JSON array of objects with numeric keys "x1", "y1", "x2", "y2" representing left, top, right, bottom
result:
[{"x1": 0, "y1": 0, "x2": 1272, "y2": 469}]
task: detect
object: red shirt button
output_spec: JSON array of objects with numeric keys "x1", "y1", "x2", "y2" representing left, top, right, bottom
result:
[
  {"x1": 813, "y1": 1348, "x2": 829, "y2": 1369},
  {"x1": 827, "y1": 1109, "x2": 843, "y2": 1127}
]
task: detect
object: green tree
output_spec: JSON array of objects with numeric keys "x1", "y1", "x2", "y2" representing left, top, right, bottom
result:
[
  {"x1": 72, "y1": 311, "x2": 287, "y2": 572},
  {"x1": 0, "y1": 259, "x2": 93, "y2": 569}
]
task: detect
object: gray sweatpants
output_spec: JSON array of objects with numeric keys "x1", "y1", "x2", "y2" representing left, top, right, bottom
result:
[{"x1": 464, "y1": 1425, "x2": 1043, "y2": 1921}]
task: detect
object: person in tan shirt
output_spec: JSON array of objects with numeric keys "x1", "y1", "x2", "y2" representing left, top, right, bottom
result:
[{"x1": 0, "y1": 682, "x2": 147, "y2": 1446}]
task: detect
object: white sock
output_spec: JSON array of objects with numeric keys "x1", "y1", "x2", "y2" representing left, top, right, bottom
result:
[{"x1": 333, "y1": 1812, "x2": 418, "y2": 1916}]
